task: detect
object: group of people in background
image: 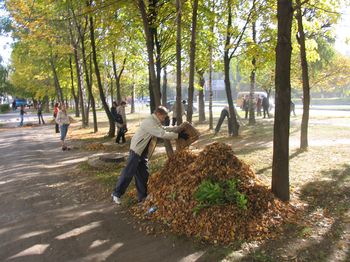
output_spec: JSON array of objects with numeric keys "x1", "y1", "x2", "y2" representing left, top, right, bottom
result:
[{"x1": 242, "y1": 95, "x2": 270, "y2": 119}]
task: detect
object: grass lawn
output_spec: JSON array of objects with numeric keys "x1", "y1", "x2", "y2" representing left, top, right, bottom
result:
[{"x1": 68, "y1": 109, "x2": 350, "y2": 262}]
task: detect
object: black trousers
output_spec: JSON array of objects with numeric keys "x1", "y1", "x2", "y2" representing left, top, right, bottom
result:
[
  {"x1": 116, "y1": 127, "x2": 126, "y2": 143},
  {"x1": 113, "y1": 150, "x2": 149, "y2": 202},
  {"x1": 215, "y1": 108, "x2": 233, "y2": 135}
]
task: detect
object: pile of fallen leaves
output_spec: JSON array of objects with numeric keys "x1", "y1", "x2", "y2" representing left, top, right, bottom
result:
[{"x1": 130, "y1": 142, "x2": 297, "y2": 244}]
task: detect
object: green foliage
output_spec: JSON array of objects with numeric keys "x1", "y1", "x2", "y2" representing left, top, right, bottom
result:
[
  {"x1": 193, "y1": 178, "x2": 248, "y2": 214},
  {"x1": 0, "y1": 104, "x2": 10, "y2": 113}
]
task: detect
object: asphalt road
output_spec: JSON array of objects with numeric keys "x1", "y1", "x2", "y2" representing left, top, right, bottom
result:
[{"x1": 0, "y1": 124, "x2": 211, "y2": 262}]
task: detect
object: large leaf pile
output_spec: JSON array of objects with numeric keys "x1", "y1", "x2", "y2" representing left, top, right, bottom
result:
[{"x1": 130, "y1": 142, "x2": 295, "y2": 244}]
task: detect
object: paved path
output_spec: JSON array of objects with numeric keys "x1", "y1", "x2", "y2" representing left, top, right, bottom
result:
[{"x1": 0, "y1": 125, "x2": 212, "y2": 262}]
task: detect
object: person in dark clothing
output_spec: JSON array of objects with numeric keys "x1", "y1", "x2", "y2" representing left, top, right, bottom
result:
[
  {"x1": 12, "y1": 100, "x2": 16, "y2": 111},
  {"x1": 291, "y1": 101, "x2": 296, "y2": 116},
  {"x1": 19, "y1": 105, "x2": 26, "y2": 126},
  {"x1": 37, "y1": 102, "x2": 45, "y2": 124},
  {"x1": 111, "y1": 101, "x2": 118, "y2": 121},
  {"x1": 262, "y1": 96, "x2": 270, "y2": 118},
  {"x1": 242, "y1": 96, "x2": 249, "y2": 119},
  {"x1": 115, "y1": 101, "x2": 127, "y2": 144},
  {"x1": 53, "y1": 103, "x2": 60, "y2": 133},
  {"x1": 214, "y1": 106, "x2": 233, "y2": 136}
]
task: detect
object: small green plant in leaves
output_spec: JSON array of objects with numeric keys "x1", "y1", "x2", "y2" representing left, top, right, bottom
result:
[{"x1": 193, "y1": 179, "x2": 248, "y2": 214}]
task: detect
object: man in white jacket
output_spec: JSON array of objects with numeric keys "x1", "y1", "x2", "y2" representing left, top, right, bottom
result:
[{"x1": 112, "y1": 106, "x2": 188, "y2": 204}]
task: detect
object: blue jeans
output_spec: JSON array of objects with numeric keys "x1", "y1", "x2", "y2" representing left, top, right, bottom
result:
[
  {"x1": 19, "y1": 115, "x2": 24, "y2": 126},
  {"x1": 112, "y1": 150, "x2": 149, "y2": 202},
  {"x1": 60, "y1": 124, "x2": 69, "y2": 141}
]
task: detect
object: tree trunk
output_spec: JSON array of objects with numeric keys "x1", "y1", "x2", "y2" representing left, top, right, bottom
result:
[
  {"x1": 198, "y1": 71, "x2": 206, "y2": 123},
  {"x1": 208, "y1": 0, "x2": 215, "y2": 130},
  {"x1": 112, "y1": 51, "x2": 122, "y2": 104},
  {"x1": 271, "y1": 0, "x2": 293, "y2": 202},
  {"x1": 224, "y1": 1, "x2": 239, "y2": 136},
  {"x1": 49, "y1": 56, "x2": 64, "y2": 103},
  {"x1": 296, "y1": 0, "x2": 310, "y2": 150},
  {"x1": 73, "y1": 43, "x2": 86, "y2": 127},
  {"x1": 88, "y1": 4, "x2": 115, "y2": 137},
  {"x1": 69, "y1": 56, "x2": 80, "y2": 117},
  {"x1": 175, "y1": 0, "x2": 183, "y2": 126},
  {"x1": 137, "y1": 0, "x2": 161, "y2": 111},
  {"x1": 187, "y1": 0, "x2": 199, "y2": 123},
  {"x1": 248, "y1": 20, "x2": 257, "y2": 125},
  {"x1": 161, "y1": 66, "x2": 168, "y2": 106}
]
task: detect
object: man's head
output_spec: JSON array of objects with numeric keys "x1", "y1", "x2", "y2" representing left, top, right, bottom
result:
[
  {"x1": 154, "y1": 106, "x2": 169, "y2": 122},
  {"x1": 120, "y1": 101, "x2": 127, "y2": 106}
]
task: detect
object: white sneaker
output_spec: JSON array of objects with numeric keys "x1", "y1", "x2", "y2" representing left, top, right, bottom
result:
[{"x1": 112, "y1": 195, "x2": 121, "y2": 205}]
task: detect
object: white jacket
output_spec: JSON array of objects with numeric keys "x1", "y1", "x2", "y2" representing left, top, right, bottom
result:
[
  {"x1": 130, "y1": 114, "x2": 178, "y2": 156},
  {"x1": 56, "y1": 110, "x2": 70, "y2": 125}
]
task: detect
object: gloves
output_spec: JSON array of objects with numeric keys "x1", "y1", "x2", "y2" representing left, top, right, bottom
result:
[{"x1": 178, "y1": 130, "x2": 189, "y2": 140}]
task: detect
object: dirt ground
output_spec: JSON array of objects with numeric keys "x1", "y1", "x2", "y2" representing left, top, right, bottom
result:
[
  {"x1": 0, "y1": 124, "x2": 219, "y2": 262},
  {"x1": 1, "y1": 111, "x2": 349, "y2": 262}
]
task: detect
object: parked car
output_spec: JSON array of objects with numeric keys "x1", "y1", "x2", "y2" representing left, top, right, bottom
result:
[{"x1": 14, "y1": 98, "x2": 28, "y2": 109}]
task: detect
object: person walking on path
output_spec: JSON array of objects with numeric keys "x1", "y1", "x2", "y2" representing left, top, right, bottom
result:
[
  {"x1": 243, "y1": 95, "x2": 249, "y2": 119},
  {"x1": 55, "y1": 104, "x2": 71, "y2": 151},
  {"x1": 12, "y1": 100, "x2": 16, "y2": 111},
  {"x1": 111, "y1": 106, "x2": 189, "y2": 205},
  {"x1": 291, "y1": 101, "x2": 296, "y2": 116},
  {"x1": 172, "y1": 100, "x2": 186, "y2": 126},
  {"x1": 19, "y1": 105, "x2": 26, "y2": 127},
  {"x1": 53, "y1": 103, "x2": 60, "y2": 133},
  {"x1": 37, "y1": 102, "x2": 45, "y2": 125},
  {"x1": 262, "y1": 96, "x2": 270, "y2": 118},
  {"x1": 115, "y1": 101, "x2": 127, "y2": 144},
  {"x1": 256, "y1": 96, "x2": 262, "y2": 116}
]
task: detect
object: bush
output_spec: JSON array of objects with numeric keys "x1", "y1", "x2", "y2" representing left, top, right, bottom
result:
[
  {"x1": 0, "y1": 104, "x2": 10, "y2": 113},
  {"x1": 193, "y1": 179, "x2": 248, "y2": 214}
]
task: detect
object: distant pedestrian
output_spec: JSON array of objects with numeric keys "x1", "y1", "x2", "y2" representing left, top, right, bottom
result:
[
  {"x1": 53, "y1": 103, "x2": 60, "y2": 133},
  {"x1": 12, "y1": 100, "x2": 16, "y2": 111},
  {"x1": 56, "y1": 104, "x2": 71, "y2": 151},
  {"x1": 19, "y1": 105, "x2": 26, "y2": 127},
  {"x1": 262, "y1": 96, "x2": 270, "y2": 118},
  {"x1": 172, "y1": 100, "x2": 186, "y2": 126},
  {"x1": 214, "y1": 106, "x2": 233, "y2": 136},
  {"x1": 116, "y1": 101, "x2": 127, "y2": 144},
  {"x1": 243, "y1": 96, "x2": 249, "y2": 119},
  {"x1": 37, "y1": 102, "x2": 45, "y2": 125},
  {"x1": 256, "y1": 96, "x2": 262, "y2": 116},
  {"x1": 291, "y1": 101, "x2": 296, "y2": 116}
]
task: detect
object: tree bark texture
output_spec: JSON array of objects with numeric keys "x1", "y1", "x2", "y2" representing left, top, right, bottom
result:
[
  {"x1": 137, "y1": 0, "x2": 161, "y2": 112},
  {"x1": 296, "y1": 0, "x2": 310, "y2": 150},
  {"x1": 69, "y1": 56, "x2": 80, "y2": 117},
  {"x1": 187, "y1": 0, "x2": 199, "y2": 123},
  {"x1": 88, "y1": 8, "x2": 116, "y2": 137},
  {"x1": 224, "y1": 0, "x2": 239, "y2": 136},
  {"x1": 272, "y1": 0, "x2": 293, "y2": 202},
  {"x1": 175, "y1": 0, "x2": 183, "y2": 125}
]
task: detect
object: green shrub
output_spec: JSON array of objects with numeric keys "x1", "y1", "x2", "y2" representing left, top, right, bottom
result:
[
  {"x1": 0, "y1": 104, "x2": 10, "y2": 113},
  {"x1": 193, "y1": 179, "x2": 248, "y2": 214}
]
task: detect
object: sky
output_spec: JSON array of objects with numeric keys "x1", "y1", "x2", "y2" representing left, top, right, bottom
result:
[{"x1": 1, "y1": 7, "x2": 350, "y2": 66}]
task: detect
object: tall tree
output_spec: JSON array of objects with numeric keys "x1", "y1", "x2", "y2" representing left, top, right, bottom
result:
[
  {"x1": 272, "y1": 0, "x2": 293, "y2": 201},
  {"x1": 175, "y1": 0, "x2": 183, "y2": 125},
  {"x1": 186, "y1": 0, "x2": 199, "y2": 122},
  {"x1": 87, "y1": 0, "x2": 115, "y2": 137}
]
